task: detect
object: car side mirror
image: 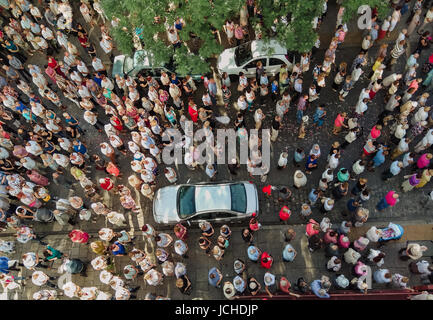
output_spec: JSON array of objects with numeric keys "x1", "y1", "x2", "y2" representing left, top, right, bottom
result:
[{"x1": 186, "y1": 220, "x2": 191, "y2": 227}]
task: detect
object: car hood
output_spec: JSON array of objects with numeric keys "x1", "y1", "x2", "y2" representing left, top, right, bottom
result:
[
  {"x1": 217, "y1": 48, "x2": 237, "y2": 72},
  {"x1": 153, "y1": 186, "x2": 181, "y2": 224}
]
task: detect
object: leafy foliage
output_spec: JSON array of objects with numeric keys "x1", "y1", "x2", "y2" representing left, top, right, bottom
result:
[
  {"x1": 341, "y1": 0, "x2": 389, "y2": 23},
  {"x1": 101, "y1": 0, "x2": 243, "y2": 75},
  {"x1": 256, "y1": 0, "x2": 324, "y2": 54}
]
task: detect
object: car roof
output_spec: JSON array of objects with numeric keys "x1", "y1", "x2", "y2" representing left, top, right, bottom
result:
[
  {"x1": 251, "y1": 39, "x2": 287, "y2": 58},
  {"x1": 195, "y1": 185, "x2": 232, "y2": 212}
]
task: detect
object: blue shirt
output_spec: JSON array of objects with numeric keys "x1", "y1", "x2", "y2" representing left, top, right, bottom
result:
[
  {"x1": 0, "y1": 256, "x2": 11, "y2": 274},
  {"x1": 282, "y1": 244, "x2": 296, "y2": 261},
  {"x1": 73, "y1": 142, "x2": 87, "y2": 155},
  {"x1": 347, "y1": 198, "x2": 358, "y2": 212},
  {"x1": 389, "y1": 161, "x2": 401, "y2": 175},
  {"x1": 374, "y1": 269, "x2": 391, "y2": 284},
  {"x1": 271, "y1": 82, "x2": 278, "y2": 93},
  {"x1": 112, "y1": 242, "x2": 126, "y2": 255},
  {"x1": 65, "y1": 116, "x2": 78, "y2": 126},
  {"x1": 247, "y1": 245, "x2": 260, "y2": 261},
  {"x1": 372, "y1": 149, "x2": 385, "y2": 167},
  {"x1": 311, "y1": 280, "x2": 330, "y2": 298},
  {"x1": 93, "y1": 76, "x2": 102, "y2": 87},
  {"x1": 308, "y1": 189, "x2": 318, "y2": 203},
  {"x1": 15, "y1": 102, "x2": 28, "y2": 113},
  {"x1": 294, "y1": 151, "x2": 304, "y2": 163},
  {"x1": 208, "y1": 267, "x2": 221, "y2": 287},
  {"x1": 233, "y1": 275, "x2": 245, "y2": 293},
  {"x1": 208, "y1": 82, "x2": 217, "y2": 96}
]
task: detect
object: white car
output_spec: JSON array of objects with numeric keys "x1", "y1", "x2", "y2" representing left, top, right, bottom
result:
[
  {"x1": 217, "y1": 39, "x2": 294, "y2": 78},
  {"x1": 153, "y1": 181, "x2": 259, "y2": 224}
]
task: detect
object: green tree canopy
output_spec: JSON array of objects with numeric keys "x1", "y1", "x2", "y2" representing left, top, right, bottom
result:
[
  {"x1": 101, "y1": 0, "x2": 243, "y2": 75},
  {"x1": 341, "y1": 0, "x2": 389, "y2": 23},
  {"x1": 255, "y1": 0, "x2": 325, "y2": 54}
]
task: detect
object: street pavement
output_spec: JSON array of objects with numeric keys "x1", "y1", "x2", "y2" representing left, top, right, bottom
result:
[{"x1": 1, "y1": 0, "x2": 433, "y2": 300}]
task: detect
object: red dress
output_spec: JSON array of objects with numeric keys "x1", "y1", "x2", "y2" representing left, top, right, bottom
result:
[
  {"x1": 48, "y1": 57, "x2": 66, "y2": 79},
  {"x1": 100, "y1": 178, "x2": 114, "y2": 191},
  {"x1": 188, "y1": 105, "x2": 198, "y2": 122},
  {"x1": 249, "y1": 218, "x2": 260, "y2": 232},
  {"x1": 262, "y1": 185, "x2": 272, "y2": 196},
  {"x1": 110, "y1": 116, "x2": 123, "y2": 131},
  {"x1": 69, "y1": 229, "x2": 89, "y2": 244},
  {"x1": 260, "y1": 252, "x2": 273, "y2": 269},
  {"x1": 279, "y1": 206, "x2": 291, "y2": 221},
  {"x1": 306, "y1": 219, "x2": 320, "y2": 237},
  {"x1": 279, "y1": 277, "x2": 291, "y2": 293},
  {"x1": 174, "y1": 223, "x2": 188, "y2": 240},
  {"x1": 323, "y1": 229, "x2": 338, "y2": 244},
  {"x1": 27, "y1": 170, "x2": 49, "y2": 186}
]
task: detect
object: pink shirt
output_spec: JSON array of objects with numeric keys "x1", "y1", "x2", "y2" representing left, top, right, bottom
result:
[
  {"x1": 417, "y1": 154, "x2": 430, "y2": 169},
  {"x1": 385, "y1": 191, "x2": 397, "y2": 206},
  {"x1": 370, "y1": 126, "x2": 381, "y2": 139}
]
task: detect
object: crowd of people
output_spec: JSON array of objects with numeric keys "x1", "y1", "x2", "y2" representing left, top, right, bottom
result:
[{"x1": 0, "y1": 0, "x2": 431, "y2": 300}]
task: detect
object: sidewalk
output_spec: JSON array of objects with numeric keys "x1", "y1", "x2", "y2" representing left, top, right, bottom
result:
[{"x1": 2, "y1": 219, "x2": 430, "y2": 300}]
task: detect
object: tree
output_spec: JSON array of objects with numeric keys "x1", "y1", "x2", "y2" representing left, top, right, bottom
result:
[
  {"x1": 101, "y1": 0, "x2": 243, "y2": 75},
  {"x1": 341, "y1": 0, "x2": 389, "y2": 23},
  {"x1": 254, "y1": 0, "x2": 325, "y2": 54}
]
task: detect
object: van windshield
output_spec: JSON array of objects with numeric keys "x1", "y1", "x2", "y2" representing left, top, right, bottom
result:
[{"x1": 234, "y1": 42, "x2": 252, "y2": 67}]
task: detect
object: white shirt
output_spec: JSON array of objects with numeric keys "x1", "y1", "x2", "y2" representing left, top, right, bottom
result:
[
  {"x1": 421, "y1": 130, "x2": 433, "y2": 146},
  {"x1": 98, "y1": 228, "x2": 114, "y2": 241},
  {"x1": 416, "y1": 260, "x2": 431, "y2": 274},
  {"x1": 100, "y1": 143, "x2": 114, "y2": 157},
  {"x1": 100, "y1": 38, "x2": 112, "y2": 53},
  {"x1": 54, "y1": 154, "x2": 70, "y2": 167},
  {"x1": 327, "y1": 256, "x2": 341, "y2": 271},
  {"x1": 92, "y1": 58, "x2": 104, "y2": 71},
  {"x1": 41, "y1": 27, "x2": 54, "y2": 40},
  {"x1": 77, "y1": 62, "x2": 89, "y2": 76},
  {"x1": 62, "y1": 281, "x2": 79, "y2": 298},
  {"x1": 109, "y1": 135, "x2": 123, "y2": 148},
  {"x1": 58, "y1": 138, "x2": 71, "y2": 151},
  {"x1": 101, "y1": 78, "x2": 114, "y2": 90},
  {"x1": 80, "y1": 287, "x2": 98, "y2": 300},
  {"x1": 328, "y1": 154, "x2": 339, "y2": 169},
  {"x1": 145, "y1": 269, "x2": 161, "y2": 286},
  {"x1": 115, "y1": 287, "x2": 130, "y2": 300},
  {"x1": 99, "y1": 270, "x2": 113, "y2": 284},
  {"x1": 237, "y1": 98, "x2": 247, "y2": 110},
  {"x1": 70, "y1": 71, "x2": 82, "y2": 83},
  {"x1": 32, "y1": 271, "x2": 49, "y2": 286},
  {"x1": 91, "y1": 256, "x2": 107, "y2": 270},
  {"x1": 78, "y1": 86, "x2": 91, "y2": 99},
  {"x1": 165, "y1": 167, "x2": 177, "y2": 183},
  {"x1": 22, "y1": 252, "x2": 37, "y2": 269},
  {"x1": 84, "y1": 111, "x2": 97, "y2": 125}
]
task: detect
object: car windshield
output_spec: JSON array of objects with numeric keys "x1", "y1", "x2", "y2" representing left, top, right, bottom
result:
[
  {"x1": 230, "y1": 183, "x2": 247, "y2": 213},
  {"x1": 178, "y1": 186, "x2": 196, "y2": 218},
  {"x1": 123, "y1": 56, "x2": 134, "y2": 75},
  {"x1": 234, "y1": 42, "x2": 252, "y2": 67}
]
